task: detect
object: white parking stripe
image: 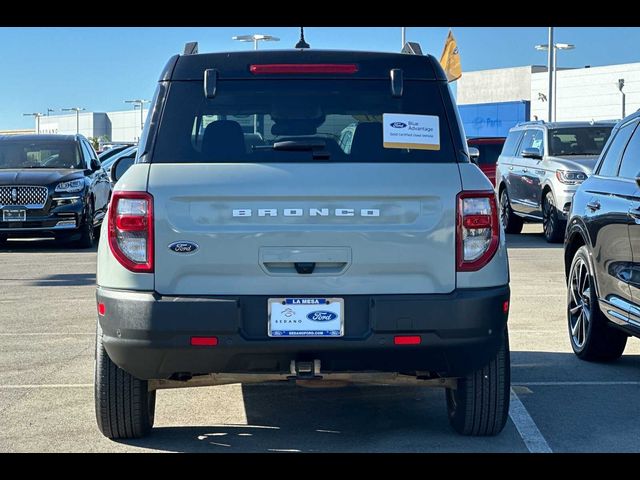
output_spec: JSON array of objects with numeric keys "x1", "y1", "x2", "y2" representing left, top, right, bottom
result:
[
  {"x1": 509, "y1": 388, "x2": 553, "y2": 453},
  {"x1": 515, "y1": 381, "x2": 640, "y2": 386}
]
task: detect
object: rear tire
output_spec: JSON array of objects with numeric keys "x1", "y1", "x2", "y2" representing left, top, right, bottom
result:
[
  {"x1": 446, "y1": 328, "x2": 510, "y2": 436},
  {"x1": 542, "y1": 191, "x2": 565, "y2": 243},
  {"x1": 76, "y1": 202, "x2": 96, "y2": 248},
  {"x1": 94, "y1": 324, "x2": 156, "y2": 439},
  {"x1": 500, "y1": 189, "x2": 523, "y2": 234},
  {"x1": 567, "y1": 246, "x2": 628, "y2": 361}
]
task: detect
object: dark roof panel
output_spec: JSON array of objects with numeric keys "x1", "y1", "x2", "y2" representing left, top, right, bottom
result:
[{"x1": 170, "y1": 50, "x2": 445, "y2": 81}]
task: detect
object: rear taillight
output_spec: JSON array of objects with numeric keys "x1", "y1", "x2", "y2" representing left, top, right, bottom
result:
[
  {"x1": 456, "y1": 191, "x2": 499, "y2": 272},
  {"x1": 108, "y1": 191, "x2": 153, "y2": 273}
]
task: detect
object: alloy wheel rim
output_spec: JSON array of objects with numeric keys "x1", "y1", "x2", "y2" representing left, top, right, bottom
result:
[
  {"x1": 543, "y1": 196, "x2": 555, "y2": 239},
  {"x1": 568, "y1": 257, "x2": 591, "y2": 349},
  {"x1": 500, "y1": 192, "x2": 509, "y2": 230}
]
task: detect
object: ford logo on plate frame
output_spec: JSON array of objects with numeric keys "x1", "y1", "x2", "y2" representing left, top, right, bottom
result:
[
  {"x1": 306, "y1": 311, "x2": 338, "y2": 322},
  {"x1": 168, "y1": 241, "x2": 199, "y2": 254}
]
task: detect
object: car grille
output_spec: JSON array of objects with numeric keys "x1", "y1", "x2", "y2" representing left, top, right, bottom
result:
[{"x1": 0, "y1": 186, "x2": 48, "y2": 208}]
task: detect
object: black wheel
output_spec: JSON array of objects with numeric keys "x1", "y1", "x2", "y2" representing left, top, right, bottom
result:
[
  {"x1": 499, "y1": 188, "x2": 523, "y2": 234},
  {"x1": 94, "y1": 324, "x2": 156, "y2": 439},
  {"x1": 542, "y1": 191, "x2": 565, "y2": 243},
  {"x1": 446, "y1": 328, "x2": 510, "y2": 436},
  {"x1": 567, "y1": 246, "x2": 627, "y2": 361},
  {"x1": 76, "y1": 202, "x2": 96, "y2": 248}
]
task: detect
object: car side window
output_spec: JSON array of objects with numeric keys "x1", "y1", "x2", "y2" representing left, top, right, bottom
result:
[
  {"x1": 597, "y1": 122, "x2": 636, "y2": 177},
  {"x1": 79, "y1": 141, "x2": 92, "y2": 168},
  {"x1": 517, "y1": 129, "x2": 544, "y2": 157},
  {"x1": 501, "y1": 130, "x2": 524, "y2": 157},
  {"x1": 617, "y1": 124, "x2": 640, "y2": 179}
]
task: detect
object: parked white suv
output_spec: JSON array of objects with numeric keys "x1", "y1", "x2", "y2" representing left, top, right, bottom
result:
[{"x1": 95, "y1": 45, "x2": 511, "y2": 439}]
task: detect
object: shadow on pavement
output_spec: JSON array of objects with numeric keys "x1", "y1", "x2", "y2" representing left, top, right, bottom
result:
[
  {"x1": 0, "y1": 238, "x2": 97, "y2": 254},
  {"x1": 117, "y1": 349, "x2": 640, "y2": 452},
  {"x1": 26, "y1": 273, "x2": 96, "y2": 287},
  {"x1": 505, "y1": 231, "x2": 563, "y2": 250}
]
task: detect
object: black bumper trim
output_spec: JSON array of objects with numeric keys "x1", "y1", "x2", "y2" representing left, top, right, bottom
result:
[{"x1": 97, "y1": 286, "x2": 510, "y2": 380}]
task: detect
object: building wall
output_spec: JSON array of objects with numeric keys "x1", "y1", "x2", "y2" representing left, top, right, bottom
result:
[
  {"x1": 39, "y1": 112, "x2": 110, "y2": 138},
  {"x1": 459, "y1": 101, "x2": 530, "y2": 138},
  {"x1": 109, "y1": 109, "x2": 149, "y2": 142},
  {"x1": 530, "y1": 63, "x2": 640, "y2": 122},
  {"x1": 457, "y1": 66, "x2": 546, "y2": 105}
]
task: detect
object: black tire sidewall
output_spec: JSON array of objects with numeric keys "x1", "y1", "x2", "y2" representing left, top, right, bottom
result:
[{"x1": 567, "y1": 246, "x2": 595, "y2": 355}]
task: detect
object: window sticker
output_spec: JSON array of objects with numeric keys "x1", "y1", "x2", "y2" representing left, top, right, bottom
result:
[
  {"x1": 383, "y1": 113, "x2": 440, "y2": 151},
  {"x1": 531, "y1": 138, "x2": 543, "y2": 150}
]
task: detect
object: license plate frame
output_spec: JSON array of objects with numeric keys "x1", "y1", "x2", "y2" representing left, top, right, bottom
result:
[
  {"x1": 2, "y1": 209, "x2": 26, "y2": 222},
  {"x1": 268, "y1": 297, "x2": 344, "y2": 338}
]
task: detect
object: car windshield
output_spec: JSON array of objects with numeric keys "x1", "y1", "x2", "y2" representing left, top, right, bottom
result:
[
  {"x1": 153, "y1": 79, "x2": 455, "y2": 163},
  {"x1": 0, "y1": 140, "x2": 82, "y2": 169},
  {"x1": 548, "y1": 127, "x2": 613, "y2": 156}
]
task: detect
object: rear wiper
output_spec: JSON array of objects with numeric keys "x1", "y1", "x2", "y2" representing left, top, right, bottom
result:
[{"x1": 253, "y1": 140, "x2": 330, "y2": 159}]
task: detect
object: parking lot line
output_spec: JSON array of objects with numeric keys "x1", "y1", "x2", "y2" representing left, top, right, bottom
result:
[
  {"x1": 0, "y1": 333, "x2": 93, "y2": 336},
  {"x1": 0, "y1": 384, "x2": 92, "y2": 389},
  {"x1": 509, "y1": 388, "x2": 553, "y2": 453}
]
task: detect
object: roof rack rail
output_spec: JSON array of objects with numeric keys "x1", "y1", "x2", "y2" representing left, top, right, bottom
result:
[
  {"x1": 183, "y1": 42, "x2": 199, "y2": 55},
  {"x1": 516, "y1": 120, "x2": 545, "y2": 127},
  {"x1": 401, "y1": 42, "x2": 423, "y2": 55}
]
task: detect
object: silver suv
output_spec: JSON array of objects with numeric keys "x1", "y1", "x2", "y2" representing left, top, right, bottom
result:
[
  {"x1": 94, "y1": 45, "x2": 511, "y2": 439},
  {"x1": 496, "y1": 121, "x2": 615, "y2": 242}
]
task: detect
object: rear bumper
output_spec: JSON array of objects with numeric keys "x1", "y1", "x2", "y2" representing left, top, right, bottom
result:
[{"x1": 97, "y1": 285, "x2": 510, "y2": 380}]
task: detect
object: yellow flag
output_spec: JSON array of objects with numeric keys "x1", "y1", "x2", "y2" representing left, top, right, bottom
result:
[{"x1": 439, "y1": 29, "x2": 462, "y2": 82}]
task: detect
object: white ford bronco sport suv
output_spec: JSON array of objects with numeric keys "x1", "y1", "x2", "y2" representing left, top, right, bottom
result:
[{"x1": 95, "y1": 44, "x2": 511, "y2": 439}]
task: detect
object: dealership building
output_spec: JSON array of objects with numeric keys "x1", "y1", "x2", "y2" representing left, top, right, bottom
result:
[
  {"x1": 457, "y1": 61, "x2": 640, "y2": 137},
  {"x1": 36, "y1": 109, "x2": 149, "y2": 143}
]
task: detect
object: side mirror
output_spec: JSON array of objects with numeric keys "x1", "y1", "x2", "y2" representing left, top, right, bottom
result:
[
  {"x1": 636, "y1": 175, "x2": 640, "y2": 189},
  {"x1": 110, "y1": 156, "x2": 135, "y2": 183},
  {"x1": 522, "y1": 147, "x2": 542, "y2": 160},
  {"x1": 90, "y1": 159, "x2": 101, "y2": 171},
  {"x1": 468, "y1": 147, "x2": 480, "y2": 164}
]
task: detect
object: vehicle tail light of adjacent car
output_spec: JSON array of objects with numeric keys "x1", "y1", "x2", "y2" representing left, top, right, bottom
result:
[
  {"x1": 108, "y1": 191, "x2": 154, "y2": 273},
  {"x1": 456, "y1": 191, "x2": 500, "y2": 272}
]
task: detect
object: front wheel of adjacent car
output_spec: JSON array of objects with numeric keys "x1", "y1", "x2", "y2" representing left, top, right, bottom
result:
[
  {"x1": 445, "y1": 328, "x2": 510, "y2": 436},
  {"x1": 499, "y1": 189, "x2": 523, "y2": 234},
  {"x1": 542, "y1": 191, "x2": 565, "y2": 243},
  {"x1": 94, "y1": 324, "x2": 156, "y2": 439},
  {"x1": 567, "y1": 246, "x2": 628, "y2": 361}
]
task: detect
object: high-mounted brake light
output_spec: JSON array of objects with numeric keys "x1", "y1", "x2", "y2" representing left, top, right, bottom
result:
[
  {"x1": 108, "y1": 191, "x2": 154, "y2": 273},
  {"x1": 249, "y1": 64, "x2": 359, "y2": 75},
  {"x1": 456, "y1": 191, "x2": 500, "y2": 272}
]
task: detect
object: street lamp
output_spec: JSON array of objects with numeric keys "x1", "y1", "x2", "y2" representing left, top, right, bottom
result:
[
  {"x1": 46, "y1": 108, "x2": 55, "y2": 116},
  {"x1": 124, "y1": 99, "x2": 150, "y2": 141},
  {"x1": 401, "y1": 27, "x2": 407, "y2": 49},
  {"x1": 23, "y1": 112, "x2": 44, "y2": 134},
  {"x1": 62, "y1": 107, "x2": 85, "y2": 134},
  {"x1": 232, "y1": 34, "x2": 280, "y2": 51},
  {"x1": 535, "y1": 39, "x2": 575, "y2": 122}
]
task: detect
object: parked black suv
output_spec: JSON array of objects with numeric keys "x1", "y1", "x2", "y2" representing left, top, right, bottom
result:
[
  {"x1": 565, "y1": 111, "x2": 640, "y2": 360},
  {"x1": 0, "y1": 134, "x2": 111, "y2": 247}
]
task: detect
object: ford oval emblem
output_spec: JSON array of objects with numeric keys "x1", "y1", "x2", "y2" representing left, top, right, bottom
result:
[
  {"x1": 306, "y1": 311, "x2": 338, "y2": 322},
  {"x1": 168, "y1": 241, "x2": 199, "y2": 254},
  {"x1": 390, "y1": 121, "x2": 407, "y2": 128}
]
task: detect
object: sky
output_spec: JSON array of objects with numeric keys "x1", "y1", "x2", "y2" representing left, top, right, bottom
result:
[{"x1": 2, "y1": 26, "x2": 640, "y2": 130}]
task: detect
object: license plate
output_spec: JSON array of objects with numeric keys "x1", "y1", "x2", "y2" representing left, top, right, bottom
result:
[
  {"x1": 268, "y1": 298, "x2": 344, "y2": 337},
  {"x1": 2, "y1": 209, "x2": 26, "y2": 222}
]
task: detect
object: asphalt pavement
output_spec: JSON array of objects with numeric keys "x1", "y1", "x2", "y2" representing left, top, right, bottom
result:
[{"x1": 1, "y1": 225, "x2": 639, "y2": 452}]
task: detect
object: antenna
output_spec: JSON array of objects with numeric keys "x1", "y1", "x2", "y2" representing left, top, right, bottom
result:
[{"x1": 295, "y1": 27, "x2": 310, "y2": 49}]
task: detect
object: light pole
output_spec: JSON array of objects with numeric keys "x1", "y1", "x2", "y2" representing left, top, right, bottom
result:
[
  {"x1": 618, "y1": 78, "x2": 626, "y2": 119},
  {"x1": 23, "y1": 112, "x2": 43, "y2": 134},
  {"x1": 46, "y1": 108, "x2": 55, "y2": 116},
  {"x1": 536, "y1": 38, "x2": 575, "y2": 122},
  {"x1": 232, "y1": 34, "x2": 280, "y2": 51},
  {"x1": 62, "y1": 107, "x2": 85, "y2": 134},
  {"x1": 401, "y1": 27, "x2": 406, "y2": 48},
  {"x1": 124, "y1": 99, "x2": 149, "y2": 141}
]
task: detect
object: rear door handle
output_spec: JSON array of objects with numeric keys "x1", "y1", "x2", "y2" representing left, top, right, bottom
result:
[
  {"x1": 522, "y1": 168, "x2": 528, "y2": 173},
  {"x1": 508, "y1": 166, "x2": 514, "y2": 171},
  {"x1": 587, "y1": 200, "x2": 601, "y2": 211}
]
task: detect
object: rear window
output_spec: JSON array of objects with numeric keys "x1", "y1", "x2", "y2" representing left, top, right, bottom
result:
[
  {"x1": 470, "y1": 142, "x2": 504, "y2": 165},
  {"x1": 152, "y1": 79, "x2": 456, "y2": 163},
  {"x1": 0, "y1": 141, "x2": 81, "y2": 169},
  {"x1": 548, "y1": 127, "x2": 613, "y2": 156}
]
